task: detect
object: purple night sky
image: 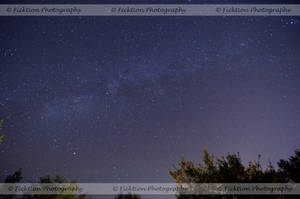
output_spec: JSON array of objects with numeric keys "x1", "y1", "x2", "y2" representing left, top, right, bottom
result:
[{"x1": 1, "y1": 1, "x2": 300, "y2": 194}]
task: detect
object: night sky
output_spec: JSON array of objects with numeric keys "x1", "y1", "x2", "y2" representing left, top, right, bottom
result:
[{"x1": 1, "y1": 0, "x2": 300, "y2": 190}]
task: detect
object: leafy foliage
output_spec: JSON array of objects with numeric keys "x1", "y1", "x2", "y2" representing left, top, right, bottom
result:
[
  {"x1": 1, "y1": 170, "x2": 86, "y2": 199},
  {"x1": 1, "y1": 146, "x2": 299, "y2": 199},
  {"x1": 278, "y1": 150, "x2": 300, "y2": 183},
  {"x1": 170, "y1": 147, "x2": 299, "y2": 199},
  {"x1": 4, "y1": 168, "x2": 23, "y2": 183}
]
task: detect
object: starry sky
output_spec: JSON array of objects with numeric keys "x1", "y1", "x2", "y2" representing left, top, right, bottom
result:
[{"x1": 1, "y1": 0, "x2": 300, "y2": 192}]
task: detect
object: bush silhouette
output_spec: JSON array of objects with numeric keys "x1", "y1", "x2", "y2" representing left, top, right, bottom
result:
[{"x1": 169, "y1": 147, "x2": 299, "y2": 199}]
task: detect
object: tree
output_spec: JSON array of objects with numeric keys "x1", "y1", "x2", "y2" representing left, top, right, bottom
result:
[
  {"x1": 169, "y1": 147, "x2": 299, "y2": 199},
  {"x1": 1, "y1": 170, "x2": 86, "y2": 199},
  {"x1": 278, "y1": 150, "x2": 300, "y2": 183},
  {"x1": 0, "y1": 169, "x2": 24, "y2": 199},
  {"x1": 4, "y1": 168, "x2": 23, "y2": 183}
]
